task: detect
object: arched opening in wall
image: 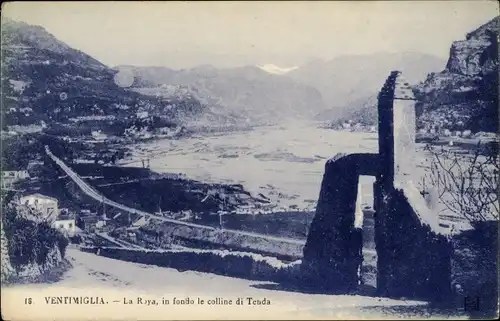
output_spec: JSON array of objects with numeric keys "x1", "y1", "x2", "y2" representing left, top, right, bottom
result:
[{"x1": 357, "y1": 175, "x2": 377, "y2": 291}]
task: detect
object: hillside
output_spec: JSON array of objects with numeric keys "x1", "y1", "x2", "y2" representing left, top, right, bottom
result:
[
  {"x1": 414, "y1": 16, "x2": 499, "y2": 134},
  {"x1": 323, "y1": 95, "x2": 379, "y2": 131},
  {"x1": 115, "y1": 64, "x2": 326, "y2": 125},
  {"x1": 1, "y1": 18, "x2": 207, "y2": 136}
]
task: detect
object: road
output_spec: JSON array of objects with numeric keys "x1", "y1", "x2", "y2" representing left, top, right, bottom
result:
[
  {"x1": 45, "y1": 146, "x2": 305, "y2": 246},
  {"x1": 95, "y1": 232, "x2": 145, "y2": 249},
  {"x1": 2, "y1": 247, "x2": 460, "y2": 320}
]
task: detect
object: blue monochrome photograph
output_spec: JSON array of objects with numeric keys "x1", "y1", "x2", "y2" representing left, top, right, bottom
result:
[{"x1": 1, "y1": 2, "x2": 498, "y2": 320}]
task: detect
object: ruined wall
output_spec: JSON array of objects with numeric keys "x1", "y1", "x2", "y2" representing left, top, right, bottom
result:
[
  {"x1": 301, "y1": 153, "x2": 378, "y2": 292},
  {"x1": 374, "y1": 185, "x2": 452, "y2": 300},
  {"x1": 375, "y1": 71, "x2": 452, "y2": 301},
  {"x1": 301, "y1": 71, "x2": 453, "y2": 300}
]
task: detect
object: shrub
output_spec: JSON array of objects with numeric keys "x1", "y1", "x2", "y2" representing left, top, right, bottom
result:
[
  {"x1": 452, "y1": 221, "x2": 498, "y2": 316},
  {"x1": 1, "y1": 204, "x2": 69, "y2": 271},
  {"x1": 421, "y1": 142, "x2": 498, "y2": 223},
  {"x1": 82, "y1": 246, "x2": 301, "y2": 283}
]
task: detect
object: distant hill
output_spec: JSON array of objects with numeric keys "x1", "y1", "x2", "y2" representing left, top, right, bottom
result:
[
  {"x1": 414, "y1": 16, "x2": 499, "y2": 134},
  {"x1": 1, "y1": 18, "x2": 207, "y2": 136},
  {"x1": 115, "y1": 64, "x2": 327, "y2": 125},
  {"x1": 320, "y1": 94, "x2": 379, "y2": 132},
  {"x1": 312, "y1": 16, "x2": 499, "y2": 135},
  {"x1": 289, "y1": 52, "x2": 446, "y2": 116}
]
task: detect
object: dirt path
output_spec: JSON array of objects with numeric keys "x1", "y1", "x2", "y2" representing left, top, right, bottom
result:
[{"x1": 1, "y1": 248, "x2": 466, "y2": 320}]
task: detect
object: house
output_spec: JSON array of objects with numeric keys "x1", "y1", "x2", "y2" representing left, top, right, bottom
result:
[
  {"x1": 131, "y1": 216, "x2": 148, "y2": 227},
  {"x1": 136, "y1": 111, "x2": 149, "y2": 119},
  {"x1": 2, "y1": 170, "x2": 30, "y2": 189},
  {"x1": 91, "y1": 130, "x2": 107, "y2": 141},
  {"x1": 27, "y1": 160, "x2": 44, "y2": 170},
  {"x1": 53, "y1": 213, "x2": 77, "y2": 237},
  {"x1": 79, "y1": 214, "x2": 107, "y2": 233},
  {"x1": 462, "y1": 130, "x2": 472, "y2": 138},
  {"x1": 18, "y1": 193, "x2": 59, "y2": 221}
]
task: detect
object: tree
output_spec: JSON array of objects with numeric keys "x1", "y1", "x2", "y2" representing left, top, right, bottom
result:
[{"x1": 421, "y1": 141, "x2": 499, "y2": 224}]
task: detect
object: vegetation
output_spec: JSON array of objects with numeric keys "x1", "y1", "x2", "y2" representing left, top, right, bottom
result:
[
  {"x1": 1, "y1": 202, "x2": 69, "y2": 272},
  {"x1": 421, "y1": 142, "x2": 498, "y2": 224},
  {"x1": 1, "y1": 134, "x2": 44, "y2": 170},
  {"x1": 80, "y1": 246, "x2": 300, "y2": 283},
  {"x1": 451, "y1": 220, "x2": 498, "y2": 317},
  {"x1": 420, "y1": 142, "x2": 498, "y2": 314}
]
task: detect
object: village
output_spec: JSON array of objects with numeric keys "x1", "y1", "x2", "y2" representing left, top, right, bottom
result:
[
  {"x1": 1, "y1": 164, "x2": 148, "y2": 250},
  {"x1": 1, "y1": 158, "x2": 292, "y2": 255}
]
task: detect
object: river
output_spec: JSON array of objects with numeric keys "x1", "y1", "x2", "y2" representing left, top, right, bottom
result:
[{"x1": 119, "y1": 121, "x2": 380, "y2": 212}]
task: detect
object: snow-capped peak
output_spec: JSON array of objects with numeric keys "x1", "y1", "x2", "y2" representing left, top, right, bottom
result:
[{"x1": 257, "y1": 64, "x2": 299, "y2": 75}]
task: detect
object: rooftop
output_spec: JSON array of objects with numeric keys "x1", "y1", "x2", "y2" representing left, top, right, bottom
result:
[
  {"x1": 57, "y1": 214, "x2": 75, "y2": 221},
  {"x1": 19, "y1": 193, "x2": 58, "y2": 202}
]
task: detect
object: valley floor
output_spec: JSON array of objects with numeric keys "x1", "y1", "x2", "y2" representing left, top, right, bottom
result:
[{"x1": 2, "y1": 247, "x2": 466, "y2": 320}]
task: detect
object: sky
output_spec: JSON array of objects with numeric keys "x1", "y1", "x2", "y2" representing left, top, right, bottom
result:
[{"x1": 2, "y1": 1, "x2": 499, "y2": 69}]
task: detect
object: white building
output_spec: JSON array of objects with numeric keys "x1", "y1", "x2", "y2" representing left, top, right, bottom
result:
[
  {"x1": 53, "y1": 218, "x2": 77, "y2": 237},
  {"x1": 136, "y1": 111, "x2": 149, "y2": 119},
  {"x1": 462, "y1": 130, "x2": 472, "y2": 138},
  {"x1": 18, "y1": 193, "x2": 59, "y2": 222},
  {"x1": 91, "y1": 130, "x2": 107, "y2": 141},
  {"x1": 95, "y1": 220, "x2": 107, "y2": 229},
  {"x1": 2, "y1": 170, "x2": 29, "y2": 189}
]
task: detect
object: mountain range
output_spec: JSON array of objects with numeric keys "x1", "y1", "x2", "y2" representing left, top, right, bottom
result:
[
  {"x1": 114, "y1": 64, "x2": 326, "y2": 125},
  {"x1": 118, "y1": 52, "x2": 447, "y2": 125},
  {"x1": 288, "y1": 52, "x2": 446, "y2": 109},
  {"x1": 2, "y1": 16, "x2": 497, "y2": 137}
]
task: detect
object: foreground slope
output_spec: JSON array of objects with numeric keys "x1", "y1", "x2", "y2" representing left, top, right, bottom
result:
[{"x1": 2, "y1": 247, "x2": 466, "y2": 320}]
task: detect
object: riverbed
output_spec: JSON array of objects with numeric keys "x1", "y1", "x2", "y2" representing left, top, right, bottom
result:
[{"x1": 119, "y1": 121, "x2": 380, "y2": 212}]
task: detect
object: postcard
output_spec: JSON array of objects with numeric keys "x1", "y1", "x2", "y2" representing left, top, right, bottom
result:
[{"x1": 1, "y1": 1, "x2": 498, "y2": 320}]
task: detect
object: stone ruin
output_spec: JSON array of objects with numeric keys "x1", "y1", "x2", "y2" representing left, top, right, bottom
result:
[{"x1": 301, "y1": 71, "x2": 452, "y2": 301}]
